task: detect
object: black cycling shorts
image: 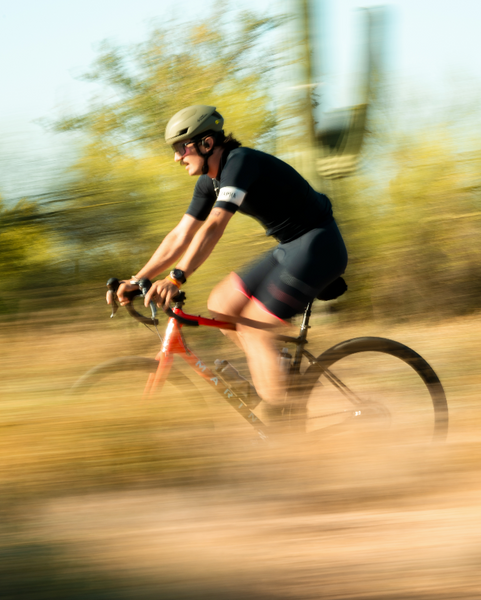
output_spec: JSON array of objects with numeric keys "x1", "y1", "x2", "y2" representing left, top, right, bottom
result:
[{"x1": 235, "y1": 219, "x2": 348, "y2": 321}]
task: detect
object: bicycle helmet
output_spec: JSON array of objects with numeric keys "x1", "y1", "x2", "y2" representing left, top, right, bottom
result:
[{"x1": 165, "y1": 105, "x2": 224, "y2": 145}]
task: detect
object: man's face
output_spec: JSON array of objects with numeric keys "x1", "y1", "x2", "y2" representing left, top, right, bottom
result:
[
  {"x1": 174, "y1": 140, "x2": 204, "y2": 176},
  {"x1": 174, "y1": 137, "x2": 213, "y2": 176}
]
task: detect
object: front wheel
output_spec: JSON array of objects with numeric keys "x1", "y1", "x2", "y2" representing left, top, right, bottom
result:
[
  {"x1": 301, "y1": 337, "x2": 448, "y2": 442},
  {"x1": 69, "y1": 357, "x2": 216, "y2": 483}
]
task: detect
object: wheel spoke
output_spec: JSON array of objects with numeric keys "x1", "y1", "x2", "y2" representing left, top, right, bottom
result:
[
  {"x1": 302, "y1": 337, "x2": 448, "y2": 442},
  {"x1": 323, "y1": 368, "x2": 364, "y2": 406}
]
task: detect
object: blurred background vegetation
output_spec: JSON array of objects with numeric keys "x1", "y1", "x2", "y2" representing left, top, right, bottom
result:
[
  {"x1": 1, "y1": 5, "x2": 481, "y2": 322},
  {"x1": 2, "y1": 6, "x2": 481, "y2": 596}
]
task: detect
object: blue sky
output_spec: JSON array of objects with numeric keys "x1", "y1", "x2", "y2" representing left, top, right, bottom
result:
[{"x1": 1, "y1": 0, "x2": 481, "y2": 200}]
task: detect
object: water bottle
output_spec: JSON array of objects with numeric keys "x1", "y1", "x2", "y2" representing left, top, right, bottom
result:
[
  {"x1": 278, "y1": 348, "x2": 292, "y2": 375},
  {"x1": 214, "y1": 359, "x2": 260, "y2": 407}
]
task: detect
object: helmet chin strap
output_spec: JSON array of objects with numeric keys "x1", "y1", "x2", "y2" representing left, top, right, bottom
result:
[
  {"x1": 193, "y1": 140, "x2": 215, "y2": 175},
  {"x1": 202, "y1": 149, "x2": 214, "y2": 175}
]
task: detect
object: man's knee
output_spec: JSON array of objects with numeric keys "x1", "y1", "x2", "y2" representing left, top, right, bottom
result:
[
  {"x1": 207, "y1": 277, "x2": 230, "y2": 314},
  {"x1": 207, "y1": 288, "x2": 221, "y2": 314},
  {"x1": 208, "y1": 275, "x2": 248, "y2": 318}
]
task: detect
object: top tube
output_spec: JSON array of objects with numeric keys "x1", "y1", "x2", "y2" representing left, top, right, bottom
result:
[
  {"x1": 170, "y1": 306, "x2": 236, "y2": 330},
  {"x1": 107, "y1": 276, "x2": 310, "y2": 342}
]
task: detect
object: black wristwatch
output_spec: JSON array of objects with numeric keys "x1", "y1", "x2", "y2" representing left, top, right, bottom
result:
[{"x1": 170, "y1": 268, "x2": 187, "y2": 284}]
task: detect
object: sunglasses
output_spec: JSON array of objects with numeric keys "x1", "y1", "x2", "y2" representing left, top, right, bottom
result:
[{"x1": 172, "y1": 140, "x2": 195, "y2": 157}]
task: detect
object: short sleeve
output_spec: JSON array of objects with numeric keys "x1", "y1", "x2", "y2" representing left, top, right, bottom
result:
[
  {"x1": 186, "y1": 175, "x2": 217, "y2": 221},
  {"x1": 214, "y1": 187, "x2": 247, "y2": 213},
  {"x1": 213, "y1": 148, "x2": 259, "y2": 213}
]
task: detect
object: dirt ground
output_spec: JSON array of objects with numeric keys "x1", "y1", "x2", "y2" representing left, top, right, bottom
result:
[{"x1": 1, "y1": 308, "x2": 481, "y2": 599}]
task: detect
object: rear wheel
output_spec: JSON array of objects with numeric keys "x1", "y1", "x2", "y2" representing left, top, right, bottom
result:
[{"x1": 300, "y1": 337, "x2": 448, "y2": 443}]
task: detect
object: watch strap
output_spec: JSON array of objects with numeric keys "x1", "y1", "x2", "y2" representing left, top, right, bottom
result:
[
  {"x1": 166, "y1": 275, "x2": 182, "y2": 289},
  {"x1": 170, "y1": 269, "x2": 187, "y2": 284}
]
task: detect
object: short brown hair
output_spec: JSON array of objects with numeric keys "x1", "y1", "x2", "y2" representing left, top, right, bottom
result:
[{"x1": 221, "y1": 132, "x2": 242, "y2": 151}]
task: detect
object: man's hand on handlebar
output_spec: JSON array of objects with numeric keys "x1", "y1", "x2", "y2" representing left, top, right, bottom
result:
[
  {"x1": 105, "y1": 276, "x2": 181, "y2": 316},
  {"x1": 144, "y1": 278, "x2": 179, "y2": 310},
  {"x1": 105, "y1": 281, "x2": 139, "y2": 306}
]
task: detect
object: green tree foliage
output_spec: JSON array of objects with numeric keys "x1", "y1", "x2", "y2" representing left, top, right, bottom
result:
[
  {"x1": 41, "y1": 10, "x2": 282, "y2": 310},
  {"x1": 334, "y1": 126, "x2": 481, "y2": 320},
  {"x1": 0, "y1": 197, "x2": 59, "y2": 312}
]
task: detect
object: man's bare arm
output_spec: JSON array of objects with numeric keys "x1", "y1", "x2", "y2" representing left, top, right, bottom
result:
[
  {"x1": 113, "y1": 213, "x2": 203, "y2": 305},
  {"x1": 134, "y1": 213, "x2": 204, "y2": 280},
  {"x1": 143, "y1": 208, "x2": 234, "y2": 309},
  {"x1": 176, "y1": 208, "x2": 233, "y2": 278}
]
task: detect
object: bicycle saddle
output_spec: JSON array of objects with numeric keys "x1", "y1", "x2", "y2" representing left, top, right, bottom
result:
[{"x1": 316, "y1": 277, "x2": 347, "y2": 301}]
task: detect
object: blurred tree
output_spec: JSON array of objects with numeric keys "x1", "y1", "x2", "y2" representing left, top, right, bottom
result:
[
  {"x1": 38, "y1": 10, "x2": 283, "y2": 311},
  {"x1": 5, "y1": 5, "x2": 481, "y2": 323},
  {"x1": 0, "y1": 196, "x2": 59, "y2": 312},
  {"x1": 334, "y1": 126, "x2": 481, "y2": 320}
]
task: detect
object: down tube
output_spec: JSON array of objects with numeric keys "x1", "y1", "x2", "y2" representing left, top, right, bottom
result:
[{"x1": 181, "y1": 352, "x2": 269, "y2": 441}]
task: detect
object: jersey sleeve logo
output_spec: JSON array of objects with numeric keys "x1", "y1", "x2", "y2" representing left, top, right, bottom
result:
[{"x1": 217, "y1": 186, "x2": 246, "y2": 207}]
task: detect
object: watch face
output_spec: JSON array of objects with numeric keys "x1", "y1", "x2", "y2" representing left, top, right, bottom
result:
[{"x1": 170, "y1": 269, "x2": 186, "y2": 283}]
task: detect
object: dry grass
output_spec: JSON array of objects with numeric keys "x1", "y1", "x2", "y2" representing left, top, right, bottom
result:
[{"x1": 1, "y1": 306, "x2": 481, "y2": 598}]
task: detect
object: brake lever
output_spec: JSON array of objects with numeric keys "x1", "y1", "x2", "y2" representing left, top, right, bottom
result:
[
  {"x1": 147, "y1": 298, "x2": 157, "y2": 320},
  {"x1": 106, "y1": 289, "x2": 119, "y2": 318},
  {"x1": 138, "y1": 278, "x2": 157, "y2": 321}
]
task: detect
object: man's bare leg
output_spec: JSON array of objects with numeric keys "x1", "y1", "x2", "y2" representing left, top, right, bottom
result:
[
  {"x1": 233, "y1": 299, "x2": 286, "y2": 405},
  {"x1": 207, "y1": 273, "x2": 250, "y2": 350},
  {"x1": 209, "y1": 275, "x2": 301, "y2": 424},
  {"x1": 208, "y1": 274, "x2": 287, "y2": 401}
]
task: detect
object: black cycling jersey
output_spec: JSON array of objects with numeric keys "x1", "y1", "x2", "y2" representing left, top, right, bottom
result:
[{"x1": 186, "y1": 147, "x2": 333, "y2": 244}]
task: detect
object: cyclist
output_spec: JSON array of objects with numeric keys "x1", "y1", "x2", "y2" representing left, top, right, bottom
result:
[{"x1": 112, "y1": 104, "x2": 348, "y2": 418}]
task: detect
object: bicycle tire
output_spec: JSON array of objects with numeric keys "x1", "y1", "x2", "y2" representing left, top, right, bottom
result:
[
  {"x1": 70, "y1": 356, "x2": 214, "y2": 449},
  {"x1": 71, "y1": 357, "x2": 203, "y2": 401},
  {"x1": 301, "y1": 337, "x2": 448, "y2": 442}
]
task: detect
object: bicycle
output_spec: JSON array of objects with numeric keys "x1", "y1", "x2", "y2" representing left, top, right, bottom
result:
[{"x1": 71, "y1": 278, "x2": 448, "y2": 445}]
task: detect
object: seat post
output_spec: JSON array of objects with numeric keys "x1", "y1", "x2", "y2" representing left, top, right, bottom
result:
[{"x1": 299, "y1": 302, "x2": 313, "y2": 341}]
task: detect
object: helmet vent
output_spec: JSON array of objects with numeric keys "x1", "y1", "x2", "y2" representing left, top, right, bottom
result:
[{"x1": 177, "y1": 128, "x2": 189, "y2": 136}]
